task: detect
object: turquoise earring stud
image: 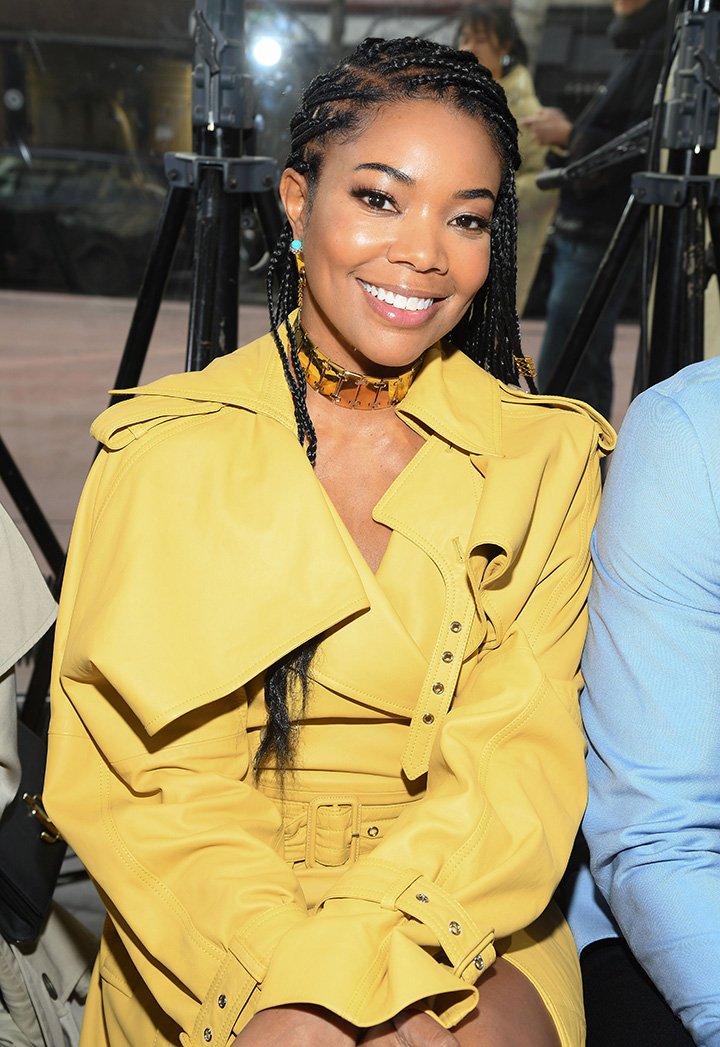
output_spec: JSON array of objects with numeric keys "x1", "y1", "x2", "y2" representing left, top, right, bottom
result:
[{"x1": 290, "y1": 239, "x2": 303, "y2": 253}]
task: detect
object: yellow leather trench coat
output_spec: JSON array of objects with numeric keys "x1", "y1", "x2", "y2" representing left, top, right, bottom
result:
[{"x1": 45, "y1": 332, "x2": 614, "y2": 1047}]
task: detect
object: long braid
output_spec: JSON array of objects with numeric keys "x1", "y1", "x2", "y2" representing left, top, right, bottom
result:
[{"x1": 260, "y1": 36, "x2": 526, "y2": 776}]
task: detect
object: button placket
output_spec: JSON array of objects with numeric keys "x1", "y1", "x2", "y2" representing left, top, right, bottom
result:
[{"x1": 401, "y1": 563, "x2": 475, "y2": 780}]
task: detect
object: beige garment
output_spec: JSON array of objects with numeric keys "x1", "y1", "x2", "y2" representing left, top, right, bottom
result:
[
  {"x1": 502, "y1": 63, "x2": 559, "y2": 316},
  {"x1": 0, "y1": 507, "x2": 94, "y2": 1047},
  {"x1": 0, "y1": 905, "x2": 96, "y2": 1047},
  {"x1": 0, "y1": 504, "x2": 56, "y2": 680},
  {"x1": 0, "y1": 504, "x2": 56, "y2": 810}
]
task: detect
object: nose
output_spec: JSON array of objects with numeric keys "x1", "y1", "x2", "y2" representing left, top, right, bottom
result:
[{"x1": 385, "y1": 208, "x2": 449, "y2": 274}]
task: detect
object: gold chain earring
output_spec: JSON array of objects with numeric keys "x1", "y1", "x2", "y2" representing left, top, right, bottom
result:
[{"x1": 290, "y1": 238, "x2": 305, "y2": 317}]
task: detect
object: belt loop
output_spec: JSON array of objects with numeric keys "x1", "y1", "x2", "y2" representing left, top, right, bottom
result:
[{"x1": 305, "y1": 796, "x2": 361, "y2": 868}]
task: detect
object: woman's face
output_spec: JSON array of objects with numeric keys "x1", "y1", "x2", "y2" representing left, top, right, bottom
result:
[
  {"x1": 280, "y1": 97, "x2": 502, "y2": 375},
  {"x1": 458, "y1": 25, "x2": 507, "y2": 81}
]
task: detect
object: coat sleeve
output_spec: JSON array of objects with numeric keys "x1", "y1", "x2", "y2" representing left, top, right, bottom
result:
[
  {"x1": 257, "y1": 422, "x2": 602, "y2": 1030},
  {"x1": 45, "y1": 444, "x2": 309, "y2": 1046},
  {"x1": 581, "y1": 386, "x2": 720, "y2": 1046}
]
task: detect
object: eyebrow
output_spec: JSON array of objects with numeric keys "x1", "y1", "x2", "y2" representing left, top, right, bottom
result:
[{"x1": 353, "y1": 162, "x2": 496, "y2": 202}]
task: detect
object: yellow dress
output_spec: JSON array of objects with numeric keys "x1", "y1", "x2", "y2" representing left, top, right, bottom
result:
[{"x1": 44, "y1": 332, "x2": 614, "y2": 1046}]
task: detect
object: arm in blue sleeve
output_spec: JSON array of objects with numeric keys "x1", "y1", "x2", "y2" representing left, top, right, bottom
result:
[{"x1": 581, "y1": 381, "x2": 720, "y2": 1046}]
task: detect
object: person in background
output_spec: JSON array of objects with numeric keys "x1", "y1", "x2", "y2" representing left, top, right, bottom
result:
[
  {"x1": 522, "y1": 0, "x2": 667, "y2": 416},
  {"x1": 567, "y1": 357, "x2": 720, "y2": 1045},
  {"x1": 0, "y1": 503, "x2": 71, "y2": 1047},
  {"x1": 458, "y1": 5, "x2": 558, "y2": 316}
]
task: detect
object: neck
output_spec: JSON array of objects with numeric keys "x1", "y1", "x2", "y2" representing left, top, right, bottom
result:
[{"x1": 294, "y1": 324, "x2": 423, "y2": 410}]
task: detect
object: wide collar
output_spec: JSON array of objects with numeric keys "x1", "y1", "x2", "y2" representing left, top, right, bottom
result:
[
  {"x1": 84, "y1": 328, "x2": 613, "y2": 737},
  {"x1": 94, "y1": 328, "x2": 505, "y2": 459}
]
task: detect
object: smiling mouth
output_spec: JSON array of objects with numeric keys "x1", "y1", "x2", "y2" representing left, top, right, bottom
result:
[{"x1": 359, "y1": 280, "x2": 438, "y2": 312}]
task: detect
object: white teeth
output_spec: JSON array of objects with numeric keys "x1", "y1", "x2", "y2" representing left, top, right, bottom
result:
[{"x1": 360, "y1": 281, "x2": 434, "y2": 311}]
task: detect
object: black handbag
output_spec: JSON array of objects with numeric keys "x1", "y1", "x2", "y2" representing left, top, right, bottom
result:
[{"x1": 0, "y1": 721, "x2": 67, "y2": 945}]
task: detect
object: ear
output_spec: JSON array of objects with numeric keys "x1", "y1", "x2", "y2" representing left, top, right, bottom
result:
[{"x1": 280, "y1": 168, "x2": 310, "y2": 241}]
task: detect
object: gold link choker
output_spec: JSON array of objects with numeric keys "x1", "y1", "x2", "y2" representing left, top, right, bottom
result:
[{"x1": 295, "y1": 326, "x2": 422, "y2": 410}]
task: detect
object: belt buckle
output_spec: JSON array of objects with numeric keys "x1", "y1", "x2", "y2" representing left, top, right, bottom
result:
[{"x1": 305, "y1": 795, "x2": 361, "y2": 869}]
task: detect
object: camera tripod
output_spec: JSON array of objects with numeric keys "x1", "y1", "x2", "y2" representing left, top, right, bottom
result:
[
  {"x1": 5, "y1": 0, "x2": 284, "y2": 731},
  {"x1": 539, "y1": 0, "x2": 720, "y2": 399}
]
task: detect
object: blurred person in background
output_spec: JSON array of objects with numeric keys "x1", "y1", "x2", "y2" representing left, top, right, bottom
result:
[
  {"x1": 458, "y1": 5, "x2": 559, "y2": 315},
  {"x1": 522, "y1": 0, "x2": 667, "y2": 416}
]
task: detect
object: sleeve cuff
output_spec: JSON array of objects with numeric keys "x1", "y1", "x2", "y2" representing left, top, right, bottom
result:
[
  {"x1": 258, "y1": 862, "x2": 496, "y2": 1030},
  {"x1": 183, "y1": 902, "x2": 307, "y2": 1046}
]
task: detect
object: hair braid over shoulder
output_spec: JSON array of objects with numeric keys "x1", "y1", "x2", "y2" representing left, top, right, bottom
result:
[{"x1": 260, "y1": 36, "x2": 524, "y2": 775}]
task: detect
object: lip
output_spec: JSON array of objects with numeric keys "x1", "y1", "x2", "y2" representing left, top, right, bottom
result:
[{"x1": 357, "y1": 278, "x2": 445, "y2": 328}]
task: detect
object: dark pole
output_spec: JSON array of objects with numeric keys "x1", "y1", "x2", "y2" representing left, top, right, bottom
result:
[{"x1": 328, "y1": 0, "x2": 346, "y2": 63}]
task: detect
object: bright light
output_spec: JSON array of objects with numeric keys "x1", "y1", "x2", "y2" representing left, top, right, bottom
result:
[{"x1": 252, "y1": 36, "x2": 282, "y2": 67}]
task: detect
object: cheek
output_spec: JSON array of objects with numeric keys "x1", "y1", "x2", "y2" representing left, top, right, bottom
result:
[{"x1": 459, "y1": 239, "x2": 493, "y2": 300}]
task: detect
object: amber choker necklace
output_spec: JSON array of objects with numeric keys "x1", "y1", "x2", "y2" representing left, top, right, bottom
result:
[{"x1": 294, "y1": 325, "x2": 422, "y2": 410}]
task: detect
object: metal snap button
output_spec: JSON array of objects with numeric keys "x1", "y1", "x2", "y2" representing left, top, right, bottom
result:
[
  {"x1": 422, "y1": 712, "x2": 435, "y2": 724},
  {"x1": 432, "y1": 682, "x2": 445, "y2": 695},
  {"x1": 473, "y1": 954, "x2": 485, "y2": 971},
  {"x1": 204, "y1": 1029, "x2": 213, "y2": 1042},
  {"x1": 441, "y1": 651, "x2": 454, "y2": 663},
  {"x1": 416, "y1": 892, "x2": 429, "y2": 903},
  {"x1": 367, "y1": 825, "x2": 379, "y2": 837},
  {"x1": 449, "y1": 921, "x2": 462, "y2": 935},
  {"x1": 450, "y1": 621, "x2": 462, "y2": 633},
  {"x1": 218, "y1": 994, "x2": 227, "y2": 1009}
]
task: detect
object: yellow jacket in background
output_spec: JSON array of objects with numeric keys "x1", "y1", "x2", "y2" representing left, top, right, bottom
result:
[{"x1": 45, "y1": 333, "x2": 614, "y2": 1046}]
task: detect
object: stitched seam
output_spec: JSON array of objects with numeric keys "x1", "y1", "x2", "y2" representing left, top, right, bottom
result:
[
  {"x1": 436, "y1": 675, "x2": 547, "y2": 887},
  {"x1": 142, "y1": 594, "x2": 366, "y2": 732},
  {"x1": 92, "y1": 412, "x2": 229, "y2": 537},
  {"x1": 527, "y1": 446, "x2": 595, "y2": 650},
  {"x1": 100, "y1": 763, "x2": 224, "y2": 964},
  {"x1": 347, "y1": 930, "x2": 393, "y2": 1011}
]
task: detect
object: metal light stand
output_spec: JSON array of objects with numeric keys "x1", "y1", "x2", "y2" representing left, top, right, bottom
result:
[
  {"x1": 112, "y1": 0, "x2": 282, "y2": 389},
  {"x1": 18, "y1": 0, "x2": 285, "y2": 731},
  {"x1": 541, "y1": 0, "x2": 720, "y2": 399}
]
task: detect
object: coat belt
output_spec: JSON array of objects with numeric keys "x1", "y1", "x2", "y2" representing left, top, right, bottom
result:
[{"x1": 279, "y1": 793, "x2": 418, "y2": 869}]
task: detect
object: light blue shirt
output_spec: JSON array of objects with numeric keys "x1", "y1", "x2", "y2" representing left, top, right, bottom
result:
[{"x1": 569, "y1": 357, "x2": 720, "y2": 1046}]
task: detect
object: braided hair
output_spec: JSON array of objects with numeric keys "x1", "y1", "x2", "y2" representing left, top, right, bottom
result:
[{"x1": 257, "y1": 36, "x2": 523, "y2": 776}]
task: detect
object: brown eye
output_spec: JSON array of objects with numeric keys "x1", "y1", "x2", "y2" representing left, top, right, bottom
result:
[
  {"x1": 453, "y1": 213, "x2": 492, "y2": 232},
  {"x1": 351, "y1": 187, "x2": 396, "y2": 211}
]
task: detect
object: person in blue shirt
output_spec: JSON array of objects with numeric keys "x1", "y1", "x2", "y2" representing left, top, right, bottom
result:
[{"x1": 568, "y1": 356, "x2": 720, "y2": 1045}]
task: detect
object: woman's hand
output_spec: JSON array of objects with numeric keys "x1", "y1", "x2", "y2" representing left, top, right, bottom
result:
[
  {"x1": 520, "y1": 107, "x2": 573, "y2": 148},
  {"x1": 360, "y1": 1011, "x2": 459, "y2": 1046},
  {"x1": 231, "y1": 1004, "x2": 358, "y2": 1046}
]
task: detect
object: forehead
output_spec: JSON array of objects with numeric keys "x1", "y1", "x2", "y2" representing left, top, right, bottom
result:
[{"x1": 318, "y1": 97, "x2": 502, "y2": 184}]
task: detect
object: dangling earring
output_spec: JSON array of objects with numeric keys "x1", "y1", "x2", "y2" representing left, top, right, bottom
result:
[{"x1": 290, "y1": 238, "x2": 305, "y2": 317}]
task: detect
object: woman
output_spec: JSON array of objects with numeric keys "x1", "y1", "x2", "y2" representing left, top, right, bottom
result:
[
  {"x1": 457, "y1": 7, "x2": 558, "y2": 314},
  {"x1": 45, "y1": 37, "x2": 613, "y2": 1047}
]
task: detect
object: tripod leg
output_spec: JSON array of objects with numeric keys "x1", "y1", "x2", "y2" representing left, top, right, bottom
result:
[
  {"x1": 21, "y1": 619, "x2": 57, "y2": 733},
  {"x1": 680, "y1": 183, "x2": 707, "y2": 370},
  {"x1": 253, "y1": 188, "x2": 284, "y2": 254},
  {"x1": 110, "y1": 184, "x2": 192, "y2": 404},
  {"x1": 706, "y1": 200, "x2": 720, "y2": 305},
  {"x1": 0, "y1": 434, "x2": 64, "y2": 579},
  {"x1": 647, "y1": 152, "x2": 708, "y2": 386},
  {"x1": 187, "y1": 166, "x2": 223, "y2": 371},
  {"x1": 544, "y1": 194, "x2": 647, "y2": 396},
  {"x1": 214, "y1": 188, "x2": 241, "y2": 356}
]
